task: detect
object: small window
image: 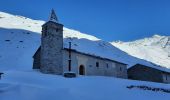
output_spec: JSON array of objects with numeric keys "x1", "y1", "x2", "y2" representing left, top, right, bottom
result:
[
  {"x1": 120, "y1": 67, "x2": 122, "y2": 71},
  {"x1": 106, "y1": 63, "x2": 109, "y2": 68},
  {"x1": 56, "y1": 29, "x2": 59, "y2": 32},
  {"x1": 166, "y1": 75, "x2": 168, "y2": 80},
  {"x1": 96, "y1": 62, "x2": 99, "y2": 67},
  {"x1": 89, "y1": 65, "x2": 92, "y2": 67}
]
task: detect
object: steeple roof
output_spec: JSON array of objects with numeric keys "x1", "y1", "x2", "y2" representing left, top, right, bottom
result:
[{"x1": 49, "y1": 9, "x2": 58, "y2": 23}]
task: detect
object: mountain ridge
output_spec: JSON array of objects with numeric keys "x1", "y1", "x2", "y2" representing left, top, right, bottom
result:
[{"x1": 112, "y1": 34, "x2": 170, "y2": 69}]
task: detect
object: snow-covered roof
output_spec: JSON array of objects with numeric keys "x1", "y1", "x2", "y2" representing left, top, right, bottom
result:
[{"x1": 33, "y1": 46, "x2": 127, "y2": 65}]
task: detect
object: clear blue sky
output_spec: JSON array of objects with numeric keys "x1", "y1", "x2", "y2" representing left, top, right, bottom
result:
[{"x1": 0, "y1": 0, "x2": 170, "y2": 41}]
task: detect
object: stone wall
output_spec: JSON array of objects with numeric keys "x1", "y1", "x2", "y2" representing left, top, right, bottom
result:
[
  {"x1": 162, "y1": 72, "x2": 170, "y2": 83},
  {"x1": 115, "y1": 63, "x2": 128, "y2": 78},
  {"x1": 128, "y1": 64, "x2": 163, "y2": 83},
  {"x1": 33, "y1": 47, "x2": 41, "y2": 69},
  {"x1": 40, "y1": 21, "x2": 63, "y2": 74},
  {"x1": 63, "y1": 50, "x2": 127, "y2": 78}
]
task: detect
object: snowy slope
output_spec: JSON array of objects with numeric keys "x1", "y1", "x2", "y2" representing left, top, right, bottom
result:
[
  {"x1": 112, "y1": 35, "x2": 170, "y2": 69},
  {"x1": 0, "y1": 11, "x2": 134, "y2": 70},
  {"x1": 0, "y1": 11, "x2": 100, "y2": 70},
  {"x1": 1, "y1": 70, "x2": 170, "y2": 100}
]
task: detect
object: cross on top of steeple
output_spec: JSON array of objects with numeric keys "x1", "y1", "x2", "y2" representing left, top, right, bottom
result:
[{"x1": 49, "y1": 9, "x2": 58, "y2": 23}]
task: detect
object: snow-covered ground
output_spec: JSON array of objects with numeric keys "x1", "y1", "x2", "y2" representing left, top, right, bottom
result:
[
  {"x1": 1, "y1": 70, "x2": 170, "y2": 100},
  {"x1": 0, "y1": 11, "x2": 170, "y2": 100}
]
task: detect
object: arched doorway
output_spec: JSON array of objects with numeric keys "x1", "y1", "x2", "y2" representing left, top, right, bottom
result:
[{"x1": 79, "y1": 65, "x2": 85, "y2": 75}]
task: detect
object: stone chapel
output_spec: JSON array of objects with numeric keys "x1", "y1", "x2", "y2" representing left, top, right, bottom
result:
[{"x1": 33, "y1": 10, "x2": 127, "y2": 78}]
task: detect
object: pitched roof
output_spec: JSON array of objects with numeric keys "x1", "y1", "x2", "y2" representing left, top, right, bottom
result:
[
  {"x1": 49, "y1": 9, "x2": 58, "y2": 23},
  {"x1": 33, "y1": 46, "x2": 127, "y2": 65},
  {"x1": 64, "y1": 48, "x2": 127, "y2": 65},
  {"x1": 129, "y1": 63, "x2": 170, "y2": 73}
]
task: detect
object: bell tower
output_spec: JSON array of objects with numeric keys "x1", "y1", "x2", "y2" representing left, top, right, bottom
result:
[{"x1": 40, "y1": 9, "x2": 63, "y2": 74}]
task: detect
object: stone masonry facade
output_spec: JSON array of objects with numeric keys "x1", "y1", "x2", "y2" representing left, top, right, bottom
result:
[{"x1": 33, "y1": 10, "x2": 128, "y2": 79}]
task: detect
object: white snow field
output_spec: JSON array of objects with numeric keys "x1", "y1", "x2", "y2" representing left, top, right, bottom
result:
[
  {"x1": 1, "y1": 70, "x2": 170, "y2": 100},
  {"x1": 0, "y1": 11, "x2": 170, "y2": 100}
]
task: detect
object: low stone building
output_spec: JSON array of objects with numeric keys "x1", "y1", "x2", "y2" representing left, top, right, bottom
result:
[
  {"x1": 128, "y1": 64, "x2": 170, "y2": 83},
  {"x1": 32, "y1": 10, "x2": 127, "y2": 78}
]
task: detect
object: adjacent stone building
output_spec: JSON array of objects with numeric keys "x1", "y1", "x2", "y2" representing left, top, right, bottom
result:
[
  {"x1": 128, "y1": 64, "x2": 170, "y2": 83},
  {"x1": 33, "y1": 10, "x2": 127, "y2": 78}
]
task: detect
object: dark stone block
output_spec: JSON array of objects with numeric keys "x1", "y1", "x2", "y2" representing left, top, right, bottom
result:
[{"x1": 64, "y1": 72, "x2": 76, "y2": 78}]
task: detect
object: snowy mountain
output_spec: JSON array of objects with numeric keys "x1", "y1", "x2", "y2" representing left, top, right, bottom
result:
[
  {"x1": 112, "y1": 34, "x2": 170, "y2": 69},
  {"x1": 1, "y1": 11, "x2": 170, "y2": 100}
]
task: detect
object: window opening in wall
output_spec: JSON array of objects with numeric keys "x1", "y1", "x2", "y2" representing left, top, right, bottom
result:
[
  {"x1": 106, "y1": 63, "x2": 109, "y2": 68},
  {"x1": 166, "y1": 75, "x2": 168, "y2": 80},
  {"x1": 120, "y1": 67, "x2": 122, "y2": 71},
  {"x1": 56, "y1": 28, "x2": 59, "y2": 32},
  {"x1": 96, "y1": 62, "x2": 99, "y2": 67}
]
